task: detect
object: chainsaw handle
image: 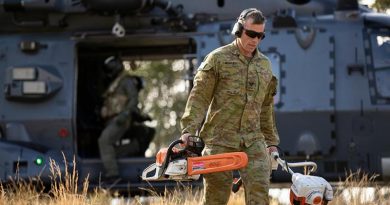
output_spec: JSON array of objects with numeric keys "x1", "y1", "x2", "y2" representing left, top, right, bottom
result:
[
  {"x1": 162, "y1": 139, "x2": 184, "y2": 170},
  {"x1": 271, "y1": 152, "x2": 317, "y2": 174},
  {"x1": 284, "y1": 161, "x2": 317, "y2": 173},
  {"x1": 141, "y1": 163, "x2": 160, "y2": 181}
]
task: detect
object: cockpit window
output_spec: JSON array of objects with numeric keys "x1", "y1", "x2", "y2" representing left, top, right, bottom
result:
[
  {"x1": 370, "y1": 32, "x2": 390, "y2": 98},
  {"x1": 372, "y1": 35, "x2": 390, "y2": 69}
]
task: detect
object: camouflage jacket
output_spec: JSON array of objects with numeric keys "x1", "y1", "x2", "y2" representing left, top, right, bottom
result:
[
  {"x1": 181, "y1": 41, "x2": 280, "y2": 148},
  {"x1": 101, "y1": 72, "x2": 139, "y2": 119}
]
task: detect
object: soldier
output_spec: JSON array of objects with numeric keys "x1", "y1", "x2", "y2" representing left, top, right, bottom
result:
[
  {"x1": 180, "y1": 8, "x2": 279, "y2": 204},
  {"x1": 98, "y1": 56, "x2": 154, "y2": 182}
]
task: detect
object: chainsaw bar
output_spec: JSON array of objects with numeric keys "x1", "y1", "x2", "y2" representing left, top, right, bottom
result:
[{"x1": 188, "y1": 152, "x2": 248, "y2": 175}]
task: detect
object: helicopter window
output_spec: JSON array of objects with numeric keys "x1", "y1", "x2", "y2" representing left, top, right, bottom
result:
[
  {"x1": 370, "y1": 32, "x2": 390, "y2": 98},
  {"x1": 265, "y1": 52, "x2": 281, "y2": 105},
  {"x1": 372, "y1": 35, "x2": 390, "y2": 69}
]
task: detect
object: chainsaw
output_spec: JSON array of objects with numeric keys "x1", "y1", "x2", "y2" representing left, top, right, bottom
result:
[
  {"x1": 141, "y1": 137, "x2": 248, "y2": 181},
  {"x1": 232, "y1": 151, "x2": 333, "y2": 205}
]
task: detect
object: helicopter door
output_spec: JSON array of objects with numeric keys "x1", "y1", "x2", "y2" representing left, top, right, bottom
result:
[{"x1": 262, "y1": 27, "x2": 336, "y2": 157}]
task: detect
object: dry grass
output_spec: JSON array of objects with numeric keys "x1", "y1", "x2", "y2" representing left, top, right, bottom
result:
[
  {"x1": 328, "y1": 170, "x2": 390, "y2": 205},
  {"x1": 0, "y1": 155, "x2": 111, "y2": 205},
  {"x1": 139, "y1": 170, "x2": 390, "y2": 205},
  {"x1": 1, "y1": 159, "x2": 389, "y2": 205},
  {"x1": 138, "y1": 185, "x2": 280, "y2": 205}
]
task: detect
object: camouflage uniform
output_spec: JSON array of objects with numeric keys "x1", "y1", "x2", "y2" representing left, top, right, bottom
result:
[
  {"x1": 181, "y1": 41, "x2": 279, "y2": 204},
  {"x1": 98, "y1": 72, "x2": 152, "y2": 178}
]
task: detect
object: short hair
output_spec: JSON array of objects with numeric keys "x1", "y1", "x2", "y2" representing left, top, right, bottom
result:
[{"x1": 242, "y1": 8, "x2": 266, "y2": 25}]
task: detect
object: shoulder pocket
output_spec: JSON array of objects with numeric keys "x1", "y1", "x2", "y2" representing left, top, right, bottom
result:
[
  {"x1": 270, "y1": 76, "x2": 278, "y2": 96},
  {"x1": 198, "y1": 62, "x2": 213, "y2": 71}
]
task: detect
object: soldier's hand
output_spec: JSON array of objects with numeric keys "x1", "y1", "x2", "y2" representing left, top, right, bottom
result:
[
  {"x1": 180, "y1": 133, "x2": 191, "y2": 147},
  {"x1": 142, "y1": 114, "x2": 152, "y2": 121},
  {"x1": 132, "y1": 111, "x2": 152, "y2": 122},
  {"x1": 267, "y1": 145, "x2": 278, "y2": 155}
]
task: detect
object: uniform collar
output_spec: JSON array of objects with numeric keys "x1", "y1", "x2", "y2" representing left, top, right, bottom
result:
[{"x1": 230, "y1": 40, "x2": 263, "y2": 61}]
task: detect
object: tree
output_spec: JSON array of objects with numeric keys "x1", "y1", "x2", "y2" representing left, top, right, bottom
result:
[
  {"x1": 372, "y1": 0, "x2": 390, "y2": 12},
  {"x1": 130, "y1": 60, "x2": 192, "y2": 156}
]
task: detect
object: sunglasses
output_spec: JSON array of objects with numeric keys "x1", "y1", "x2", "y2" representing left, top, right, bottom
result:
[{"x1": 244, "y1": 29, "x2": 265, "y2": 40}]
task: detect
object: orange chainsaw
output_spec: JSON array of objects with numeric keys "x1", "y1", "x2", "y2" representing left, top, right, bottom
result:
[{"x1": 141, "y1": 137, "x2": 248, "y2": 181}]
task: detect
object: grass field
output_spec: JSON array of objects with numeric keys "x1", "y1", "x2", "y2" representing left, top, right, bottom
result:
[{"x1": 1, "y1": 158, "x2": 389, "y2": 205}]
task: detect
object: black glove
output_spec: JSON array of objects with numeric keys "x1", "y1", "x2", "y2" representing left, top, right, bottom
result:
[
  {"x1": 185, "y1": 136, "x2": 204, "y2": 156},
  {"x1": 132, "y1": 111, "x2": 152, "y2": 122},
  {"x1": 142, "y1": 114, "x2": 152, "y2": 121}
]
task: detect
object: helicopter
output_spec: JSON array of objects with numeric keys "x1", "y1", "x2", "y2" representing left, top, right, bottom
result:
[{"x1": 0, "y1": 0, "x2": 389, "y2": 191}]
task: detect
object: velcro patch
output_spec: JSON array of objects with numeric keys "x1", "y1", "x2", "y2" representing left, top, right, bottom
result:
[{"x1": 224, "y1": 61, "x2": 239, "y2": 65}]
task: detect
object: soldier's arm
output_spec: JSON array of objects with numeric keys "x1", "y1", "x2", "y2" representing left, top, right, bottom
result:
[
  {"x1": 124, "y1": 77, "x2": 139, "y2": 114},
  {"x1": 260, "y1": 75, "x2": 280, "y2": 146},
  {"x1": 180, "y1": 55, "x2": 217, "y2": 136}
]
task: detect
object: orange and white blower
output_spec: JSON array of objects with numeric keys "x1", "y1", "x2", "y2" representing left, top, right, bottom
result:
[
  {"x1": 142, "y1": 137, "x2": 248, "y2": 181},
  {"x1": 233, "y1": 151, "x2": 333, "y2": 205}
]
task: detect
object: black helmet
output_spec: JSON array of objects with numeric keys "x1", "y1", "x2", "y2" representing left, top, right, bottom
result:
[{"x1": 104, "y1": 56, "x2": 124, "y2": 78}]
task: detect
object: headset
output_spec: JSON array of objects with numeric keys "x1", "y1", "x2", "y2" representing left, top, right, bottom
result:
[
  {"x1": 231, "y1": 8, "x2": 265, "y2": 40},
  {"x1": 104, "y1": 55, "x2": 124, "y2": 77}
]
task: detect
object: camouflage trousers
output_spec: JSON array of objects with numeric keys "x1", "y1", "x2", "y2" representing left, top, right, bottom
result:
[
  {"x1": 98, "y1": 116, "x2": 131, "y2": 177},
  {"x1": 98, "y1": 116, "x2": 155, "y2": 177},
  {"x1": 202, "y1": 140, "x2": 271, "y2": 205}
]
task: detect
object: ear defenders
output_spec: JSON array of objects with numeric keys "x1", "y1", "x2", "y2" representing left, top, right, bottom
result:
[
  {"x1": 104, "y1": 56, "x2": 124, "y2": 75},
  {"x1": 231, "y1": 8, "x2": 265, "y2": 40}
]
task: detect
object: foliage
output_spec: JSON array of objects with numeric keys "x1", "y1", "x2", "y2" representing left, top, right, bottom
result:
[
  {"x1": 129, "y1": 60, "x2": 192, "y2": 156},
  {"x1": 372, "y1": 0, "x2": 390, "y2": 12}
]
